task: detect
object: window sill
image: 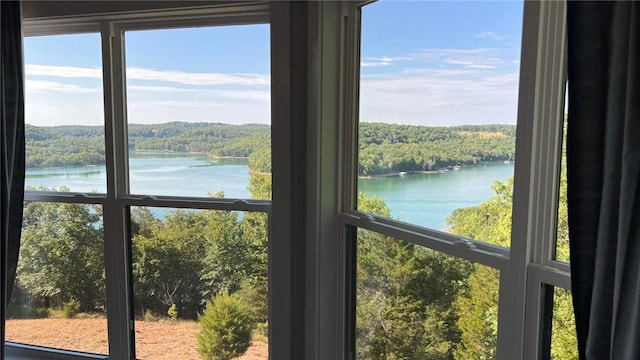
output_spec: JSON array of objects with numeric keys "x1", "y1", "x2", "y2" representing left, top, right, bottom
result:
[{"x1": 5, "y1": 343, "x2": 108, "y2": 360}]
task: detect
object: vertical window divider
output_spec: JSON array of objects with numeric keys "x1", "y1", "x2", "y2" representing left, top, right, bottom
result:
[
  {"x1": 510, "y1": 1, "x2": 568, "y2": 359},
  {"x1": 101, "y1": 21, "x2": 134, "y2": 360},
  {"x1": 341, "y1": 4, "x2": 363, "y2": 360},
  {"x1": 499, "y1": 0, "x2": 542, "y2": 358}
]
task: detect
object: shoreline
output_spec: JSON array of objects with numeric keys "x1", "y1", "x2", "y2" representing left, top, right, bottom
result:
[{"x1": 359, "y1": 161, "x2": 512, "y2": 179}]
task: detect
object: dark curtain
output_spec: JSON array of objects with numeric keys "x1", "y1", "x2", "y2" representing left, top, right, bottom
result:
[
  {"x1": 567, "y1": 1, "x2": 640, "y2": 359},
  {"x1": 1, "y1": 0, "x2": 25, "y2": 357}
]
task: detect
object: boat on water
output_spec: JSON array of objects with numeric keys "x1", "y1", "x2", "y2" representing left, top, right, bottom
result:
[
  {"x1": 398, "y1": 171, "x2": 407, "y2": 176},
  {"x1": 453, "y1": 166, "x2": 461, "y2": 170}
]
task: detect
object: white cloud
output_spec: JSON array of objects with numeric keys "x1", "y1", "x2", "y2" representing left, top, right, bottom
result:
[
  {"x1": 128, "y1": 85, "x2": 270, "y2": 102},
  {"x1": 359, "y1": 69, "x2": 520, "y2": 126},
  {"x1": 361, "y1": 56, "x2": 412, "y2": 67},
  {"x1": 25, "y1": 89, "x2": 104, "y2": 126},
  {"x1": 413, "y1": 48, "x2": 507, "y2": 69},
  {"x1": 26, "y1": 80, "x2": 100, "y2": 93},
  {"x1": 26, "y1": 64, "x2": 102, "y2": 79},
  {"x1": 25, "y1": 64, "x2": 269, "y2": 87},
  {"x1": 476, "y1": 31, "x2": 507, "y2": 41},
  {"x1": 126, "y1": 67, "x2": 269, "y2": 86},
  {"x1": 23, "y1": 65, "x2": 271, "y2": 126}
]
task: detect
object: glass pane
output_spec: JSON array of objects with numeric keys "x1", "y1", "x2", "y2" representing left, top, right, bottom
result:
[
  {"x1": 546, "y1": 286, "x2": 578, "y2": 359},
  {"x1": 24, "y1": 33, "x2": 106, "y2": 193},
  {"x1": 356, "y1": 228, "x2": 500, "y2": 359},
  {"x1": 6, "y1": 201, "x2": 107, "y2": 355},
  {"x1": 124, "y1": 25, "x2": 271, "y2": 199},
  {"x1": 130, "y1": 207, "x2": 268, "y2": 360},
  {"x1": 555, "y1": 90, "x2": 569, "y2": 262},
  {"x1": 357, "y1": 1, "x2": 522, "y2": 247}
]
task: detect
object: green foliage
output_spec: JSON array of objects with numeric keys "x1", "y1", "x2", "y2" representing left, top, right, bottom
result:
[
  {"x1": 453, "y1": 265, "x2": 500, "y2": 360},
  {"x1": 356, "y1": 194, "x2": 472, "y2": 359},
  {"x1": 25, "y1": 122, "x2": 270, "y2": 168},
  {"x1": 448, "y1": 176, "x2": 576, "y2": 359},
  {"x1": 25, "y1": 122, "x2": 513, "y2": 179},
  {"x1": 551, "y1": 288, "x2": 578, "y2": 360},
  {"x1": 17, "y1": 190, "x2": 105, "y2": 311},
  {"x1": 132, "y1": 209, "x2": 208, "y2": 319},
  {"x1": 143, "y1": 309, "x2": 157, "y2": 322},
  {"x1": 358, "y1": 123, "x2": 515, "y2": 176},
  {"x1": 6, "y1": 304, "x2": 50, "y2": 319},
  {"x1": 247, "y1": 146, "x2": 271, "y2": 174},
  {"x1": 62, "y1": 297, "x2": 81, "y2": 318},
  {"x1": 130, "y1": 171, "x2": 270, "y2": 321},
  {"x1": 447, "y1": 178, "x2": 514, "y2": 247},
  {"x1": 197, "y1": 292, "x2": 254, "y2": 360},
  {"x1": 35, "y1": 307, "x2": 51, "y2": 318},
  {"x1": 167, "y1": 304, "x2": 179, "y2": 320}
]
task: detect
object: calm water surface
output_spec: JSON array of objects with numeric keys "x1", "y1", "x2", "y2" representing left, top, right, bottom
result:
[{"x1": 26, "y1": 152, "x2": 514, "y2": 230}]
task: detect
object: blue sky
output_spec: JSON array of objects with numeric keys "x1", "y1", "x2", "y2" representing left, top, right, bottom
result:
[{"x1": 24, "y1": 1, "x2": 523, "y2": 127}]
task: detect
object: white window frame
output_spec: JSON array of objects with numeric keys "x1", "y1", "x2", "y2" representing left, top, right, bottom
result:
[{"x1": 325, "y1": 1, "x2": 570, "y2": 359}]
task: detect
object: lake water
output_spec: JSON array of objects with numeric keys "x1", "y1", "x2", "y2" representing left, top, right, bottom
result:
[{"x1": 25, "y1": 152, "x2": 514, "y2": 230}]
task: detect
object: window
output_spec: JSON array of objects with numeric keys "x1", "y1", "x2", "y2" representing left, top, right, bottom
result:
[
  {"x1": 339, "y1": 1, "x2": 570, "y2": 359},
  {"x1": 12, "y1": 5, "x2": 273, "y2": 360},
  {"x1": 11, "y1": 1, "x2": 572, "y2": 359},
  {"x1": 8, "y1": 32, "x2": 109, "y2": 355}
]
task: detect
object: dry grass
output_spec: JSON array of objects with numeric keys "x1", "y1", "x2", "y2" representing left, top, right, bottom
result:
[{"x1": 6, "y1": 317, "x2": 267, "y2": 359}]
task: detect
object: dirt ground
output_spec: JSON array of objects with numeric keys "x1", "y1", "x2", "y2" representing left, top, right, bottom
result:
[{"x1": 6, "y1": 318, "x2": 268, "y2": 360}]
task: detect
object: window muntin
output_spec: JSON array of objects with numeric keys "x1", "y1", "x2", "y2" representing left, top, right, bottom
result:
[
  {"x1": 356, "y1": 0, "x2": 523, "y2": 248},
  {"x1": 123, "y1": 25, "x2": 271, "y2": 200},
  {"x1": 24, "y1": 33, "x2": 106, "y2": 193},
  {"x1": 6, "y1": 201, "x2": 108, "y2": 355}
]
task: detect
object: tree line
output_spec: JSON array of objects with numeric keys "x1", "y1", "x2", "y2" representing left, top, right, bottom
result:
[
  {"x1": 25, "y1": 122, "x2": 514, "y2": 176},
  {"x1": 24, "y1": 122, "x2": 270, "y2": 168}
]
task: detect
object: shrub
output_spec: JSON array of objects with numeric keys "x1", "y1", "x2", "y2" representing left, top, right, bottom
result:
[
  {"x1": 198, "y1": 292, "x2": 254, "y2": 360},
  {"x1": 62, "y1": 298, "x2": 81, "y2": 318},
  {"x1": 35, "y1": 307, "x2": 50, "y2": 318},
  {"x1": 143, "y1": 309, "x2": 157, "y2": 322},
  {"x1": 7, "y1": 305, "x2": 50, "y2": 319},
  {"x1": 167, "y1": 304, "x2": 178, "y2": 320}
]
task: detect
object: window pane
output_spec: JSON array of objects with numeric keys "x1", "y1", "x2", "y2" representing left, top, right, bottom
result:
[
  {"x1": 544, "y1": 286, "x2": 577, "y2": 359},
  {"x1": 356, "y1": 228, "x2": 500, "y2": 359},
  {"x1": 124, "y1": 25, "x2": 271, "y2": 199},
  {"x1": 6, "y1": 201, "x2": 107, "y2": 355},
  {"x1": 357, "y1": 1, "x2": 522, "y2": 247},
  {"x1": 24, "y1": 33, "x2": 106, "y2": 193},
  {"x1": 130, "y1": 207, "x2": 268, "y2": 360},
  {"x1": 555, "y1": 91, "x2": 569, "y2": 262}
]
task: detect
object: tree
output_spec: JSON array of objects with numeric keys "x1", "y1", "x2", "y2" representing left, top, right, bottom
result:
[
  {"x1": 131, "y1": 209, "x2": 208, "y2": 319},
  {"x1": 17, "y1": 192, "x2": 105, "y2": 311},
  {"x1": 356, "y1": 193, "x2": 471, "y2": 359},
  {"x1": 448, "y1": 177, "x2": 577, "y2": 359}
]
